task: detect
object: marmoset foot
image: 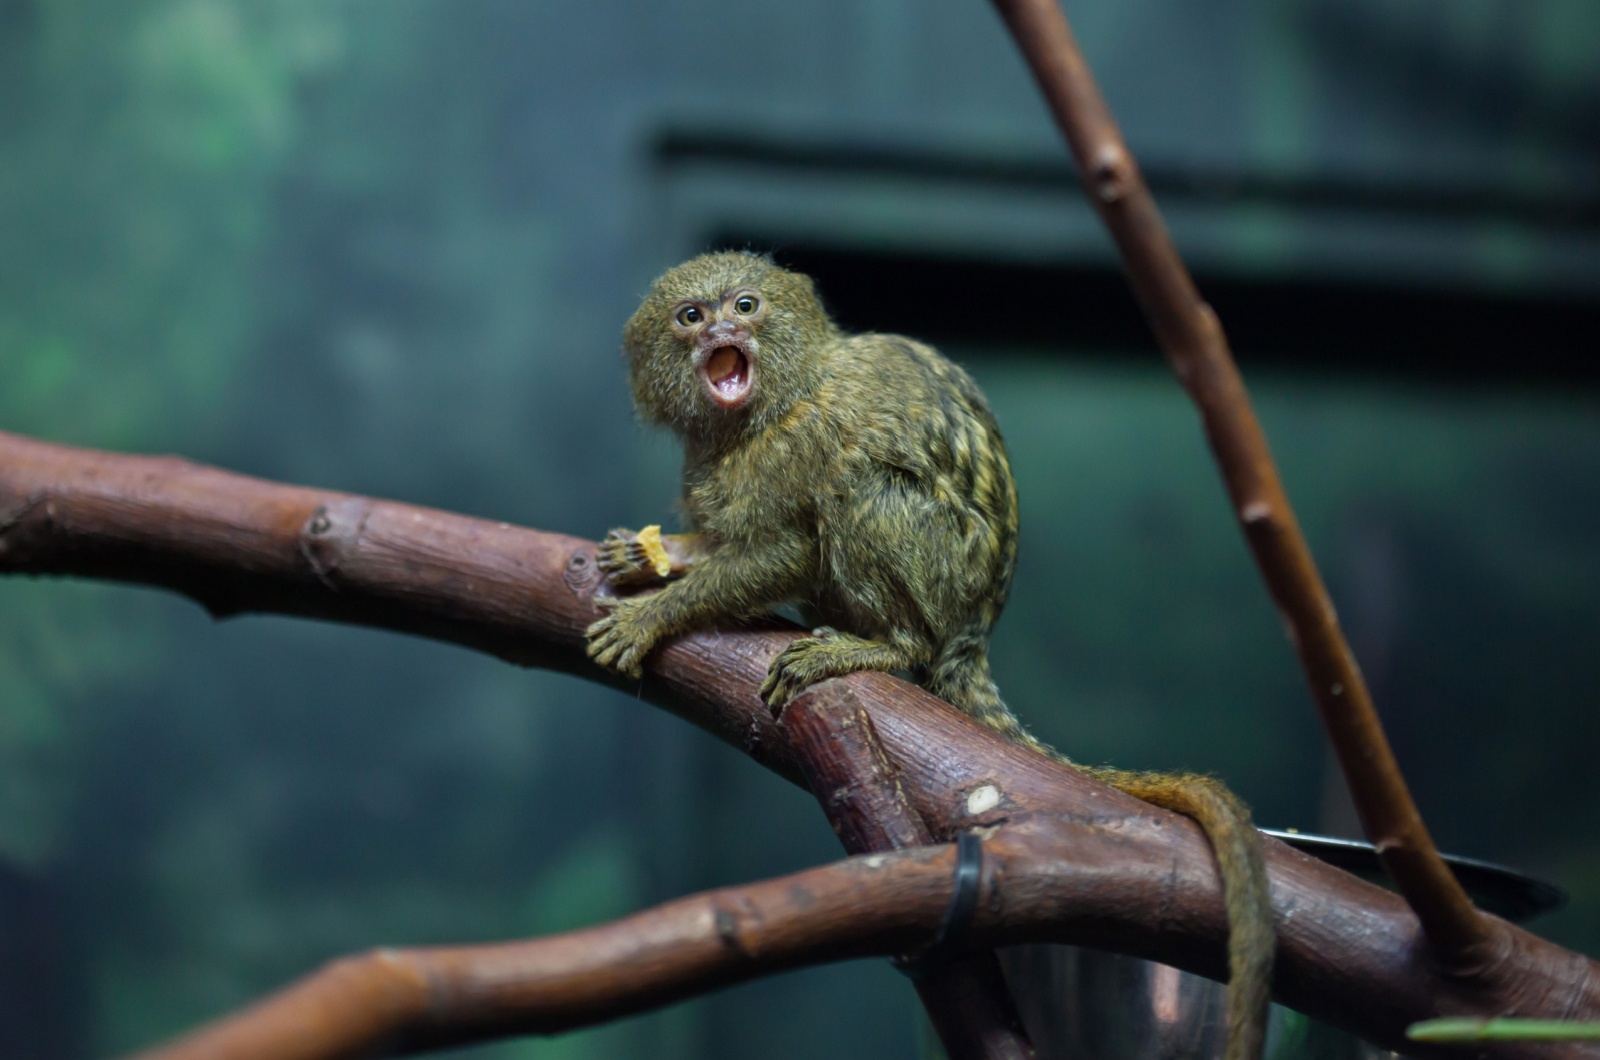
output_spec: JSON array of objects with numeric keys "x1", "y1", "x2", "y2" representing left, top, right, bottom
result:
[
  {"x1": 760, "y1": 627, "x2": 912, "y2": 710},
  {"x1": 585, "y1": 595, "x2": 663, "y2": 678}
]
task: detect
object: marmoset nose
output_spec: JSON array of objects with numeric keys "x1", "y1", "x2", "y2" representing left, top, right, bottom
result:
[{"x1": 704, "y1": 319, "x2": 747, "y2": 342}]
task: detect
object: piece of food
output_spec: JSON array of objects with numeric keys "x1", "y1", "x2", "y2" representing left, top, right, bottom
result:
[{"x1": 636, "y1": 524, "x2": 672, "y2": 578}]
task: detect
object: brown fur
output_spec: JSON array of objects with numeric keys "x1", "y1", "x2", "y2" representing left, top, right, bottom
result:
[{"x1": 588, "y1": 252, "x2": 1272, "y2": 1059}]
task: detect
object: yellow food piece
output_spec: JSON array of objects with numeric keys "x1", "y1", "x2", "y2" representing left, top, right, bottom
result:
[{"x1": 637, "y1": 524, "x2": 672, "y2": 578}]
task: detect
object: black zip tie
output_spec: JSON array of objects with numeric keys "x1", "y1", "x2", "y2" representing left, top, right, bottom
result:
[{"x1": 894, "y1": 831, "x2": 984, "y2": 979}]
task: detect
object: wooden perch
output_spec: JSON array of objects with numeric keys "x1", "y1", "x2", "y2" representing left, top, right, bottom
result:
[
  {"x1": 2, "y1": 428, "x2": 1598, "y2": 1057},
  {"x1": 122, "y1": 802, "x2": 1600, "y2": 1060},
  {"x1": 128, "y1": 842, "x2": 967, "y2": 1060},
  {"x1": 988, "y1": 0, "x2": 1489, "y2": 963},
  {"x1": 781, "y1": 684, "x2": 1035, "y2": 1060},
  {"x1": 134, "y1": 812, "x2": 1150, "y2": 1060}
]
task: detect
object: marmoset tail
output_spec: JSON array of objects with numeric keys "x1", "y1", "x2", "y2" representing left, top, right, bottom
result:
[{"x1": 587, "y1": 251, "x2": 1272, "y2": 1060}]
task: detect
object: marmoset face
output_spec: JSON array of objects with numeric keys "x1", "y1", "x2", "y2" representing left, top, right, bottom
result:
[
  {"x1": 665, "y1": 284, "x2": 768, "y2": 411},
  {"x1": 622, "y1": 252, "x2": 832, "y2": 438}
]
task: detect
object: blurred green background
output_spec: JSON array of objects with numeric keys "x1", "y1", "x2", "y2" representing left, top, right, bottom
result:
[{"x1": 0, "y1": 1, "x2": 1597, "y2": 1056}]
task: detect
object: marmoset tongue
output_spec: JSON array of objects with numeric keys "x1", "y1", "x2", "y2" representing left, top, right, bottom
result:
[{"x1": 707, "y1": 346, "x2": 748, "y2": 396}]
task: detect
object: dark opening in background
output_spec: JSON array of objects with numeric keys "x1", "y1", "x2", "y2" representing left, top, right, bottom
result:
[{"x1": 709, "y1": 236, "x2": 1600, "y2": 389}]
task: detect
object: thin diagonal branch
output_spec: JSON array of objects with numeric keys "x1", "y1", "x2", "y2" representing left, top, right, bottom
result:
[
  {"x1": 1, "y1": 430, "x2": 1593, "y2": 1053},
  {"x1": 987, "y1": 0, "x2": 1489, "y2": 963}
]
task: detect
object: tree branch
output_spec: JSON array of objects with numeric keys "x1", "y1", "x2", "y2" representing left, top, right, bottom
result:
[
  {"x1": 1, "y1": 429, "x2": 1595, "y2": 1054},
  {"x1": 987, "y1": 0, "x2": 1489, "y2": 963},
  {"x1": 127, "y1": 842, "x2": 968, "y2": 1060},
  {"x1": 781, "y1": 683, "x2": 1034, "y2": 1060},
  {"x1": 127, "y1": 812, "x2": 1600, "y2": 1060}
]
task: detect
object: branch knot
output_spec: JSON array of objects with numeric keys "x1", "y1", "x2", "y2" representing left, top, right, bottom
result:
[
  {"x1": 299, "y1": 498, "x2": 372, "y2": 590},
  {"x1": 1090, "y1": 144, "x2": 1132, "y2": 203}
]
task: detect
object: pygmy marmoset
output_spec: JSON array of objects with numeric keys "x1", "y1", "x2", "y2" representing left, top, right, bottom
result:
[{"x1": 587, "y1": 251, "x2": 1272, "y2": 1060}]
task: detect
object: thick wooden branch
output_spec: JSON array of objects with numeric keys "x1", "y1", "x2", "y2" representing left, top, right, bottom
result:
[
  {"x1": 988, "y1": 0, "x2": 1489, "y2": 962},
  {"x1": 2, "y1": 429, "x2": 1597, "y2": 1055},
  {"x1": 781, "y1": 684, "x2": 1035, "y2": 1060}
]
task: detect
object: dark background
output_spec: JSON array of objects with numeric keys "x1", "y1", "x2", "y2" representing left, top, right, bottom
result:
[{"x1": 0, "y1": 1, "x2": 1597, "y2": 1056}]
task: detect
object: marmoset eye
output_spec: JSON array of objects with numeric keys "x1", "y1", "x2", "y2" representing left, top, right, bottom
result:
[
  {"x1": 676, "y1": 306, "x2": 702, "y2": 326},
  {"x1": 734, "y1": 295, "x2": 758, "y2": 315}
]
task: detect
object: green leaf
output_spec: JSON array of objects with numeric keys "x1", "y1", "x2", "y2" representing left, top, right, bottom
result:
[{"x1": 1409, "y1": 1017, "x2": 1600, "y2": 1041}]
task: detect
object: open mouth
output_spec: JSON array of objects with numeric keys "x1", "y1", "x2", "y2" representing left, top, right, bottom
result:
[{"x1": 701, "y1": 344, "x2": 753, "y2": 408}]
